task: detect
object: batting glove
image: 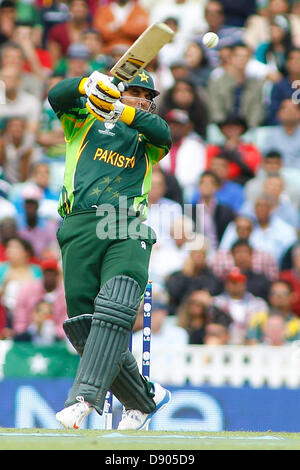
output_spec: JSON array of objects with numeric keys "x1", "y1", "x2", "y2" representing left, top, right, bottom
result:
[
  {"x1": 78, "y1": 71, "x2": 120, "y2": 103},
  {"x1": 86, "y1": 99, "x2": 136, "y2": 125}
]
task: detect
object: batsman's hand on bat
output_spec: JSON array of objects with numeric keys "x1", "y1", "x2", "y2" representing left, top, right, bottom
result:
[
  {"x1": 86, "y1": 97, "x2": 136, "y2": 125},
  {"x1": 79, "y1": 71, "x2": 135, "y2": 125},
  {"x1": 79, "y1": 71, "x2": 120, "y2": 103}
]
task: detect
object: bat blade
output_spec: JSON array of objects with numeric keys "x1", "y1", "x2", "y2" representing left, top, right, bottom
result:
[{"x1": 110, "y1": 23, "x2": 174, "y2": 83}]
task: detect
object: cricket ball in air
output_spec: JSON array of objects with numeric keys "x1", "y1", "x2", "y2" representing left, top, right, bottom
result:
[{"x1": 202, "y1": 32, "x2": 219, "y2": 48}]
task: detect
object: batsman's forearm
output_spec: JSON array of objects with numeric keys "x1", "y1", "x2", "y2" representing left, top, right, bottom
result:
[
  {"x1": 130, "y1": 109, "x2": 172, "y2": 148},
  {"x1": 48, "y1": 77, "x2": 83, "y2": 114}
]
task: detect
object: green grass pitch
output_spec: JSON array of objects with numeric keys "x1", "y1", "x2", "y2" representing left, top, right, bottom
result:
[{"x1": 1, "y1": 428, "x2": 300, "y2": 450}]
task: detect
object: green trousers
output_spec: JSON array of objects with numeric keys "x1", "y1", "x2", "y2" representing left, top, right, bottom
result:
[{"x1": 57, "y1": 210, "x2": 155, "y2": 318}]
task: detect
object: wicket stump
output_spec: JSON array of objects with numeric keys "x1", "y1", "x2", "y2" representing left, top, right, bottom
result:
[{"x1": 104, "y1": 281, "x2": 152, "y2": 429}]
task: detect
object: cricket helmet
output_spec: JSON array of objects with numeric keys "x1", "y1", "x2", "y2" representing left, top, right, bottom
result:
[{"x1": 124, "y1": 70, "x2": 160, "y2": 97}]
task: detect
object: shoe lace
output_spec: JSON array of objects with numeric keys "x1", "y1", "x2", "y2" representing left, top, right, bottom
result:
[
  {"x1": 76, "y1": 396, "x2": 85, "y2": 405},
  {"x1": 75, "y1": 396, "x2": 91, "y2": 412}
]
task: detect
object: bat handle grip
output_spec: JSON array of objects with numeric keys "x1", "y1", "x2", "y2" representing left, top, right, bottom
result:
[{"x1": 112, "y1": 77, "x2": 121, "y2": 86}]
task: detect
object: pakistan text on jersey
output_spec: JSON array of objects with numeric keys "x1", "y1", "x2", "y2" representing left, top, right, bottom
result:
[{"x1": 93, "y1": 148, "x2": 136, "y2": 168}]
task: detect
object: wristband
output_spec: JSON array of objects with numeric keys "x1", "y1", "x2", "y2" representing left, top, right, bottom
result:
[{"x1": 119, "y1": 105, "x2": 136, "y2": 125}]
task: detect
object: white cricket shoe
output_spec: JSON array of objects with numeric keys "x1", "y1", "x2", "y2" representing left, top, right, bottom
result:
[
  {"x1": 56, "y1": 396, "x2": 92, "y2": 429},
  {"x1": 118, "y1": 382, "x2": 171, "y2": 431}
]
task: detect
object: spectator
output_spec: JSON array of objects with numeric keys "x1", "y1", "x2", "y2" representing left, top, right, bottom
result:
[
  {"x1": 10, "y1": 162, "x2": 61, "y2": 223},
  {"x1": 149, "y1": 214, "x2": 194, "y2": 285},
  {"x1": 157, "y1": 77, "x2": 209, "y2": 139},
  {"x1": 204, "y1": 305, "x2": 233, "y2": 345},
  {"x1": 13, "y1": 20, "x2": 53, "y2": 81},
  {"x1": 0, "y1": 217, "x2": 17, "y2": 261},
  {"x1": 168, "y1": 59, "x2": 194, "y2": 85},
  {"x1": 0, "y1": 0, "x2": 16, "y2": 46},
  {"x1": 246, "y1": 279, "x2": 300, "y2": 343},
  {"x1": 146, "y1": 168, "x2": 182, "y2": 245},
  {"x1": 0, "y1": 192, "x2": 16, "y2": 225},
  {"x1": 177, "y1": 289, "x2": 213, "y2": 344},
  {"x1": 213, "y1": 267, "x2": 269, "y2": 344},
  {"x1": 155, "y1": 166, "x2": 183, "y2": 206},
  {"x1": 218, "y1": 0, "x2": 256, "y2": 27},
  {"x1": 81, "y1": 27, "x2": 108, "y2": 72},
  {"x1": 230, "y1": 238, "x2": 271, "y2": 301},
  {"x1": 0, "y1": 236, "x2": 42, "y2": 316},
  {"x1": 247, "y1": 192, "x2": 297, "y2": 264},
  {"x1": 54, "y1": 42, "x2": 92, "y2": 78},
  {"x1": 280, "y1": 240, "x2": 298, "y2": 271},
  {"x1": 159, "y1": 109, "x2": 206, "y2": 202},
  {"x1": 259, "y1": 99, "x2": 300, "y2": 170},
  {"x1": 266, "y1": 47, "x2": 300, "y2": 125},
  {"x1": 207, "y1": 43, "x2": 266, "y2": 129},
  {"x1": 291, "y1": 0, "x2": 300, "y2": 36},
  {"x1": 245, "y1": 149, "x2": 300, "y2": 209},
  {"x1": 182, "y1": 39, "x2": 213, "y2": 89},
  {"x1": 213, "y1": 214, "x2": 279, "y2": 281},
  {"x1": 133, "y1": 299, "x2": 189, "y2": 382},
  {"x1": 0, "y1": 117, "x2": 34, "y2": 184},
  {"x1": 15, "y1": 184, "x2": 60, "y2": 258},
  {"x1": 30, "y1": 161, "x2": 60, "y2": 200},
  {"x1": 0, "y1": 40, "x2": 44, "y2": 99},
  {"x1": 0, "y1": 65, "x2": 41, "y2": 135},
  {"x1": 35, "y1": 73, "x2": 66, "y2": 193},
  {"x1": 205, "y1": 153, "x2": 245, "y2": 212},
  {"x1": 206, "y1": 115, "x2": 263, "y2": 185},
  {"x1": 38, "y1": 0, "x2": 70, "y2": 49},
  {"x1": 155, "y1": 17, "x2": 187, "y2": 69},
  {"x1": 198, "y1": 0, "x2": 244, "y2": 68},
  {"x1": 150, "y1": 0, "x2": 206, "y2": 48},
  {"x1": 93, "y1": 0, "x2": 149, "y2": 54},
  {"x1": 221, "y1": 193, "x2": 297, "y2": 265},
  {"x1": 209, "y1": 41, "x2": 276, "y2": 82},
  {"x1": 244, "y1": 0, "x2": 298, "y2": 51},
  {"x1": 242, "y1": 173, "x2": 300, "y2": 228},
  {"x1": 166, "y1": 235, "x2": 223, "y2": 315},
  {"x1": 14, "y1": 300, "x2": 58, "y2": 345},
  {"x1": 13, "y1": 257, "x2": 67, "y2": 340},
  {"x1": 209, "y1": 44, "x2": 233, "y2": 81},
  {"x1": 47, "y1": 0, "x2": 91, "y2": 66},
  {"x1": 279, "y1": 244, "x2": 300, "y2": 317},
  {"x1": 0, "y1": 165, "x2": 12, "y2": 198},
  {"x1": 219, "y1": 213, "x2": 255, "y2": 252},
  {"x1": 191, "y1": 170, "x2": 235, "y2": 250},
  {"x1": 255, "y1": 14, "x2": 294, "y2": 77},
  {"x1": 260, "y1": 312, "x2": 287, "y2": 345},
  {"x1": 262, "y1": 173, "x2": 300, "y2": 227}
]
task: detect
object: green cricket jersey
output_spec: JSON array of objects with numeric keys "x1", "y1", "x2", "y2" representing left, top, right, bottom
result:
[{"x1": 48, "y1": 77, "x2": 171, "y2": 219}]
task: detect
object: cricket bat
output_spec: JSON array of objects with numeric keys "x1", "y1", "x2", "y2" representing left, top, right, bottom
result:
[{"x1": 110, "y1": 22, "x2": 174, "y2": 84}]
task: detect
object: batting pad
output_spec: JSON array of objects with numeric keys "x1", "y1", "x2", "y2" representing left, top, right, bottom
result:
[
  {"x1": 63, "y1": 313, "x2": 155, "y2": 414},
  {"x1": 63, "y1": 314, "x2": 93, "y2": 356},
  {"x1": 65, "y1": 276, "x2": 141, "y2": 414},
  {"x1": 111, "y1": 350, "x2": 155, "y2": 414}
]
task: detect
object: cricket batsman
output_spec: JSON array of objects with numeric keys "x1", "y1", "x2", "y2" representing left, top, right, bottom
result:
[{"x1": 48, "y1": 69, "x2": 172, "y2": 430}]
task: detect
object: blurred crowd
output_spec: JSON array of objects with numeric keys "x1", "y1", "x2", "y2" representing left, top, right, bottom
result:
[{"x1": 1, "y1": 0, "x2": 300, "y2": 351}]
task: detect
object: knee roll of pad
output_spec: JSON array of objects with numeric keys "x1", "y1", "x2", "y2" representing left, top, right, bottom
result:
[{"x1": 94, "y1": 275, "x2": 141, "y2": 330}]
